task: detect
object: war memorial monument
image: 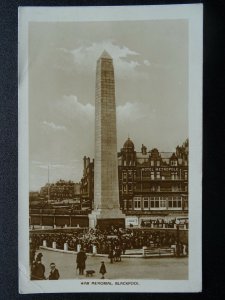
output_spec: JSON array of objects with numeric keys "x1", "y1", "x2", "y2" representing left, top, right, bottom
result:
[{"x1": 89, "y1": 50, "x2": 126, "y2": 228}]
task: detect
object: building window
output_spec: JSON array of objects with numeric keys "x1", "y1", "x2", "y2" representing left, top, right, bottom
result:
[
  {"x1": 171, "y1": 160, "x2": 177, "y2": 166},
  {"x1": 149, "y1": 197, "x2": 166, "y2": 210},
  {"x1": 160, "y1": 200, "x2": 166, "y2": 208},
  {"x1": 184, "y1": 171, "x2": 188, "y2": 180},
  {"x1": 156, "y1": 160, "x2": 160, "y2": 166},
  {"x1": 128, "y1": 200, "x2": 133, "y2": 210},
  {"x1": 128, "y1": 173, "x2": 133, "y2": 181},
  {"x1": 151, "y1": 160, "x2": 154, "y2": 166},
  {"x1": 156, "y1": 172, "x2": 160, "y2": 179},
  {"x1": 150, "y1": 200, "x2": 155, "y2": 208},
  {"x1": 151, "y1": 185, "x2": 155, "y2": 192},
  {"x1": 142, "y1": 182, "x2": 149, "y2": 190},
  {"x1": 134, "y1": 197, "x2": 141, "y2": 210},
  {"x1": 168, "y1": 197, "x2": 182, "y2": 209},
  {"x1": 123, "y1": 185, "x2": 127, "y2": 192},
  {"x1": 151, "y1": 172, "x2": 154, "y2": 180},
  {"x1": 143, "y1": 197, "x2": 149, "y2": 209},
  {"x1": 134, "y1": 201, "x2": 141, "y2": 209},
  {"x1": 128, "y1": 185, "x2": 132, "y2": 192},
  {"x1": 124, "y1": 200, "x2": 127, "y2": 210},
  {"x1": 142, "y1": 171, "x2": 151, "y2": 177},
  {"x1": 123, "y1": 173, "x2": 127, "y2": 182},
  {"x1": 172, "y1": 185, "x2": 178, "y2": 192}
]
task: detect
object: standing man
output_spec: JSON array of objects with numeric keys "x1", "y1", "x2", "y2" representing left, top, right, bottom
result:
[
  {"x1": 108, "y1": 247, "x2": 114, "y2": 264},
  {"x1": 76, "y1": 248, "x2": 87, "y2": 275}
]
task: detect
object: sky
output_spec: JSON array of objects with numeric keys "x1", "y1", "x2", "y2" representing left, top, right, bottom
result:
[{"x1": 29, "y1": 20, "x2": 188, "y2": 191}]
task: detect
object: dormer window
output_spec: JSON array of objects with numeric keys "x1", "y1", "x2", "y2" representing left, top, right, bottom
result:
[{"x1": 171, "y1": 160, "x2": 177, "y2": 166}]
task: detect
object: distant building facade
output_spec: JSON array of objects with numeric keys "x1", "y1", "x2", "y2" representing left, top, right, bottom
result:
[
  {"x1": 80, "y1": 156, "x2": 94, "y2": 210},
  {"x1": 80, "y1": 138, "x2": 188, "y2": 219},
  {"x1": 40, "y1": 179, "x2": 81, "y2": 201}
]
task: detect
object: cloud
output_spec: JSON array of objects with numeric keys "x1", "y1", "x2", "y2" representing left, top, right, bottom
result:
[
  {"x1": 58, "y1": 96, "x2": 146, "y2": 124},
  {"x1": 59, "y1": 40, "x2": 147, "y2": 79},
  {"x1": 42, "y1": 121, "x2": 66, "y2": 131},
  {"x1": 117, "y1": 102, "x2": 145, "y2": 121},
  {"x1": 57, "y1": 95, "x2": 95, "y2": 121},
  {"x1": 143, "y1": 59, "x2": 151, "y2": 66},
  {"x1": 57, "y1": 96, "x2": 148, "y2": 126}
]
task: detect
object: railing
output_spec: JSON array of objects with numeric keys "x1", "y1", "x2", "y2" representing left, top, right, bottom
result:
[
  {"x1": 132, "y1": 190, "x2": 187, "y2": 193},
  {"x1": 40, "y1": 240, "x2": 187, "y2": 257},
  {"x1": 134, "y1": 177, "x2": 186, "y2": 182},
  {"x1": 141, "y1": 223, "x2": 188, "y2": 230},
  {"x1": 29, "y1": 209, "x2": 91, "y2": 215},
  {"x1": 142, "y1": 246, "x2": 175, "y2": 257}
]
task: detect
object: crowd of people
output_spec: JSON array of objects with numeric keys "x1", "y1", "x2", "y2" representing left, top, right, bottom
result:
[
  {"x1": 140, "y1": 218, "x2": 188, "y2": 228},
  {"x1": 30, "y1": 226, "x2": 188, "y2": 280},
  {"x1": 141, "y1": 218, "x2": 176, "y2": 228},
  {"x1": 30, "y1": 226, "x2": 184, "y2": 257}
]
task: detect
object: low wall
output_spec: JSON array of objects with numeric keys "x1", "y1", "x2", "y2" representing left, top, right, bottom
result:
[{"x1": 39, "y1": 246, "x2": 177, "y2": 259}]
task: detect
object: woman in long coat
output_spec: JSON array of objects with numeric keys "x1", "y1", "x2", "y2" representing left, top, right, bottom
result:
[{"x1": 99, "y1": 261, "x2": 107, "y2": 279}]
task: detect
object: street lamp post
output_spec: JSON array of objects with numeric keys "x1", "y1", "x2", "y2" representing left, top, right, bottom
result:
[
  {"x1": 47, "y1": 164, "x2": 50, "y2": 205},
  {"x1": 176, "y1": 220, "x2": 180, "y2": 257}
]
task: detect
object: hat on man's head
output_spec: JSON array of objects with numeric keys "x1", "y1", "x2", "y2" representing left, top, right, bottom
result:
[
  {"x1": 50, "y1": 262, "x2": 56, "y2": 267},
  {"x1": 37, "y1": 252, "x2": 43, "y2": 257}
]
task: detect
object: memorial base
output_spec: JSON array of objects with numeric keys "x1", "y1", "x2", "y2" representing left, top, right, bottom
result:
[{"x1": 89, "y1": 210, "x2": 125, "y2": 229}]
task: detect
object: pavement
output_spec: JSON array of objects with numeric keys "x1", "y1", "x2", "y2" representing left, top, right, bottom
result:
[{"x1": 37, "y1": 248, "x2": 188, "y2": 280}]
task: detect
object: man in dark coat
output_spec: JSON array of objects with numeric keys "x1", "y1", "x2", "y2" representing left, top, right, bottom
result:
[
  {"x1": 48, "y1": 263, "x2": 60, "y2": 280},
  {"x1": 76, "y1": 248, "x2": 87, "y2": 275},
  {"x1": 108, "y1": 248, "x2": 114, "y2": 264}
]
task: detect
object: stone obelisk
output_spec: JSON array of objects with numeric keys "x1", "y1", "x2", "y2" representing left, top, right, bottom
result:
[{"x1": 89, "y1": 50, "x2": 125, "y2": 228}]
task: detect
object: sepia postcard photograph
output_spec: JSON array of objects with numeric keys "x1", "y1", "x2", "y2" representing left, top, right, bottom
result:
[{"x1": 18, "y1": 4, "x2": 202, "y2": 293}]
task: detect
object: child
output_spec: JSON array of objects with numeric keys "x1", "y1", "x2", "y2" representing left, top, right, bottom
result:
[
  {"x1": 99, "y1": 261, "x2": 106, "y2": 279},
  {"x1": 48, "y1": 262, "x2": 60, "y2": 280}
]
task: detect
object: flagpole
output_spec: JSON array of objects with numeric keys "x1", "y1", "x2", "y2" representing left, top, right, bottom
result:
[{"x1": 48, "y1": 164, "x2": 50, "y2": 204}]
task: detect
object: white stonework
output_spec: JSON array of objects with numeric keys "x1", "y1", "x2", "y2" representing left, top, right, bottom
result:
[{"x1": 89, "y1": 50, "x2": 125, "y2": 227}]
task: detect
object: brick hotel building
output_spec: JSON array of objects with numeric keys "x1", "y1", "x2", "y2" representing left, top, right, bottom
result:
[{"x1": 80, "y1": 138, "x2": 188, "y2": 220}]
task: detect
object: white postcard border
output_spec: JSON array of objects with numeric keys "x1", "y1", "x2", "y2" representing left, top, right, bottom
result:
[{"x1": 18, "y1": 4, "x2": 202, "y2": 293}]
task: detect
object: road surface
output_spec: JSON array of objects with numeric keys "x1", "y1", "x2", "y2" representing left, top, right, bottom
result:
[{"x1": 37, "y1": 248, "x2": 188, "y2": 280}]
